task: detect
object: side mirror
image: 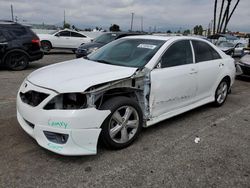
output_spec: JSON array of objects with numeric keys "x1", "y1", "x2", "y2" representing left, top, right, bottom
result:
[{"x1": 156, "y1": 59, "x2": 162, "y2": 69}]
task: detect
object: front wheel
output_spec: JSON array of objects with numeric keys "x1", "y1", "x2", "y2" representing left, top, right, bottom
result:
[
  {"x1": 100, "y1": 96, "x2": 143, "y2": 149},
  {"x1": 214, "y1": 79, "x2": 229, "y2": 106}
]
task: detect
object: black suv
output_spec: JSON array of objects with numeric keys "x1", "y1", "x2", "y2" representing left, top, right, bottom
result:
[
  {"x1": 75, "y1": 32, "x2": 146, "y2": 58},
  {"x1": 0, "y1": 21, "x2": 43, "y2": 70}
]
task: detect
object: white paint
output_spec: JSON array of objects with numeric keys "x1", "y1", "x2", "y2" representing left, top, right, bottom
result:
[
  {"x1": 37, "y1": 29, "x2": 92, "y2": 49},
  {"x1": 17, "y1": 35, "x2": 236, "y2": 156}
]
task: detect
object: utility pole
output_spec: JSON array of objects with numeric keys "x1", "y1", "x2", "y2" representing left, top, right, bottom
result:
[
  {"x1": 11, "y1": 4, "x2": 14, "y2": 21},
  {"x1": 141, "y1": 16, "x2": 143, "y2": 32},
  {"x1": 63, "y1": 10, "x2": 66, "y2": 27},
  {"x1": 149, "y1": 26, "x2": 151, "y2": 33},
  {"x1": 130, "y1": 12, "x2": 134, "y2": 31}
]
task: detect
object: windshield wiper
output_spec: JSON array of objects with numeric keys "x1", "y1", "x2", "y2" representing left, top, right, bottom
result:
[{"x1": 95, "y1": 59, "x2": 113, "y2": 65}]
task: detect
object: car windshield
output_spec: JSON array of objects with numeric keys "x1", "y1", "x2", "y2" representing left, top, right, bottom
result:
[
  {"x1": 88, "y1": 38, "x2": 165, "y2": 68},
  {"x1": 218, "y1": 42, "x2": 234, "y2": 48},
  {"x1": 93, "y1": 33, "x2": 119, "y2": 44}
]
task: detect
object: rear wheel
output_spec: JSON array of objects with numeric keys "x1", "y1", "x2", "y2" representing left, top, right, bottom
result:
[
  {"x1": 41, "y1": 41, "x2": 52, "y2": 53},
  {"x1": 100, "y1": 96, "x2": 143, "y2": 149},
  {"x1": 214, "y1": 79, "x2": 229, "y2": 106},
  {"x1": 5, "y1": 52, "x2": 29, "y2": 71}
]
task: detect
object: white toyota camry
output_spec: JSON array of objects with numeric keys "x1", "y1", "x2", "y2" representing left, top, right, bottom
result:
[{"x1": 17, "y1": 36, "x2": 235, "y2": 156}]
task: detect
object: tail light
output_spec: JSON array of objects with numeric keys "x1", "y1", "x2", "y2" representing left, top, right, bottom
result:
[{"x1": 32, "y1": 38, "x2": 41, "y2": 47}]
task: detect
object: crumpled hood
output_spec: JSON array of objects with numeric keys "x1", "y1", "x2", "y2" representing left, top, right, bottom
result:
[
  {"x1": 27, "y1": 58, "x2": 137, "y2": 93},
  {"x1": 218, "y1": 46, "x2": 233, "y2": 52}
]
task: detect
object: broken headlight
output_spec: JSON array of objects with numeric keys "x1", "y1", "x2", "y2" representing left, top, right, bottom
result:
[{"x1": 44, "y1": 93, "x2": 87, "y2": 110}]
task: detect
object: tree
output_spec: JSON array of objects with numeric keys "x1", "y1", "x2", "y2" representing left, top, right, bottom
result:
[
  {"x1": 63, "y1": 22, "x2": 70, "y2": 29},
  {"x1": 183, "y1": 29, "x2": 191, "y2": 35},
  {"x1": 214, "y1": 0, "x2": 240, "y2": 34},
  {"x1": 213, "y1": 0, "x2": 218, "y2": 34},
  {"x1": 217, "y1": 0, "x2": 225, "y2": 33},
  {"x1": 109, "y1": 24, "x2": 120, "y2": 32},
  {"x1": 166, "y1": 30, "x2": 172, "y2": 33},
  {"x1": 193, "y1": 25, "x2": 203, "y2": 35}
]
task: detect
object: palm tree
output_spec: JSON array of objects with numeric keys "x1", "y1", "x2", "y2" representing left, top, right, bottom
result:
[
  {"x1": 222, "y1": 0, "x2": 240, "y2": 33},
  {"x1": 217, "y1": 0, "x2": 225, "y2": 33},
  {"x1": 213, "y1": 0, "x2": 218, "y2": 34},
  {"x1": 216, "y1": 0, "x2": 241, "y2": 33}
]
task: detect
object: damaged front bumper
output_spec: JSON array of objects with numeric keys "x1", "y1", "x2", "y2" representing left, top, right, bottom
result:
[
  {"x1": 236, "y1": 62, "x2": 250, "y2": 77},
  {"x1": 16, "y1": 81, "x2": 110, "y2": 156}
]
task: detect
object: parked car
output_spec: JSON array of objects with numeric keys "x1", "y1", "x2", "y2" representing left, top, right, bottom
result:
[
  {"x1": 0, "y1": 20, "x2": 43, "y2": 70},
  {"x1": 236, "y1": 53, "x2": 250, "y2": 77},
  {"x1": 216, "y1": 41, "x2": 244, "y2": 57},
  {"x1": 38, "y1": 29, "x2": 92, "y2": 53},
  {"x1": 75, "y1": 32, "x2": 145, "y2": 58},
  {"x1": 17, "y1": 36, "x2": 235, "y2": 156}
]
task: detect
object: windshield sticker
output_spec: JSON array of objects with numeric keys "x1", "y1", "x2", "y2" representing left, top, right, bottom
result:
[{"x1": 137, "y1": 44, "x2": 157, "y2": 49}]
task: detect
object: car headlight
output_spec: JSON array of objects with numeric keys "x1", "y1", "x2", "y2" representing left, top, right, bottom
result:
[
  {"x1": 87, "y1": 47, "x2": 99, "y2": 54},
  {"x1": 44, "y1": 93, "x2": 87, "y2": 110}
]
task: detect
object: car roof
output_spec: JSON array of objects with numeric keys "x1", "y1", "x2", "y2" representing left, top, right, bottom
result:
[{"x1": 123, "y1": 35, "x2": 209, "y2": 42}]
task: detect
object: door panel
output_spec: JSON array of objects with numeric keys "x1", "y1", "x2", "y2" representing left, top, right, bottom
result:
[
  {"x1": 149, "y1": 40, "x2": 197, "y2": 118},
  {"x1": 150, "y1": 65, "x2": 197, "y2": 118},
  {"x1": 196, "y1": 60, "x2": 221, "y2": 100},
  {"x1": 191, "y1": 40, "x2": 224, "y2": 100},
  {"x1": 70, "y1": 32, "x2": 88, "y2": 48},
  {"x1": 53, "y1": 31, "x2": 72, "y2": 48}
]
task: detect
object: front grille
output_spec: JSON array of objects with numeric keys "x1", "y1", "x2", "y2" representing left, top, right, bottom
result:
[{"x1": 20, "y1": 90, "x2": 49, "y2": 107}]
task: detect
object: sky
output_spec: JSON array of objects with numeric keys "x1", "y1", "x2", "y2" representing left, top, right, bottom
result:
[{"x1": 0, "y1": 0, "x2": 250, "y2": 32}]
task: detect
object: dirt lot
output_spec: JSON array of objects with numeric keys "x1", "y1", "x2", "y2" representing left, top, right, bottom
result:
[{"x1": 0, "y1": 52, "x2": 250, "y2": 188}]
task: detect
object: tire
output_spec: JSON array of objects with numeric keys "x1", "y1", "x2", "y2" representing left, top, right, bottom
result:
[
  {"x1": 5, "y1": 52, "x2": 29, "y2": 71},
  {"x1": 100, "y1": 96, "x2": 143, "y2": 149},
  {"x1": 41, "y1": 41, "x2": 52, "y2": 53},
  {"x1": 213, "y1": 79, "x2": 229, "y2": 107}
]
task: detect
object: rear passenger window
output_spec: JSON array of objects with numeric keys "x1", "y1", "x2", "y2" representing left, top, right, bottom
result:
[
  {"x1": 71, "y1": 32, "x2": 86, "y2": 38},
  {"x1": 58, "y1": 31, "x2": 70, "y2": 37},
  {"x1": 192, "y1": 40, "x2": 221, "y2": 63},
  {"x1": 10, "y1": 27, "x2": 27, "y2": 37},
  {"x1": 161, "y1": 40, "x2": 193, "y2": 68}
]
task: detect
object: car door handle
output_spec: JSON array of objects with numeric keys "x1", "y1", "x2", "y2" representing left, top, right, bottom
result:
[
  {"x1": 189, "y1": 69, "x2": 198, "y2": 74},
  {"x1": 219, "y1": 63, "x2": 224, "y2": 67}
]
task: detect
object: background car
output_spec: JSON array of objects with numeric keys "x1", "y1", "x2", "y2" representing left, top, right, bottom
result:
[
  {"x1": 0, "y1": 20, "x2": 43, "y2": 70},
  {"x1": 236, "y1": 53, "x2": 250, "y2": 77},
  {"x1": 216, "y1": 41, "x2": 244, "y2": 57},
  {"x1": 38, "y1": 29, "x2": 92, "y2": 53},
  {"x1": 75, "y1": 32, "x2": 146, "y2": 58},
  {"x1": 17, "y1": 36, "x2": 235, "y2": 156}
]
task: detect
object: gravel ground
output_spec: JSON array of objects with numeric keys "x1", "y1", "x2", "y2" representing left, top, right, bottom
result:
[{"x1": 0, "y1": 52, "x2": 250, "y2": 188}]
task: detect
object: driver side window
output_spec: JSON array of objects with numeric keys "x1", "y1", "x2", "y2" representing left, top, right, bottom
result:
[{"x1": 160, "y1": 40, "x2": 193, "y2": 68}]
